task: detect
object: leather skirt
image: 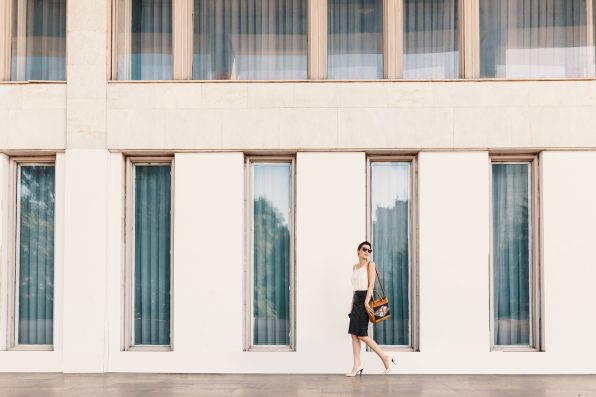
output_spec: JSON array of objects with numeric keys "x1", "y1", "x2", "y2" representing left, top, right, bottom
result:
[{"x1": 348, "y1": 290, "x2": 369, "y2": 337}]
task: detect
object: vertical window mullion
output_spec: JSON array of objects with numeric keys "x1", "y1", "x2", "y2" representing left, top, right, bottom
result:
[
  {"x1": 173, "y1": 0, "x2": 193, "y2": 79},
  {"x1": 460, "y1": 0, "x2": 479, "y2": 78},
  {"x1": 384, "y1": 0, "x2": 402, "y2": 79},
  {"x1": 308, "y1": 0, "x2": 327, "y2": 79},
  {"x1": 0, "y1": 0, "x2": 12, "y2": 80}
]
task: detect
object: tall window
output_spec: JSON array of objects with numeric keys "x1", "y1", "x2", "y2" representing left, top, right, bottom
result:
[
  {"x1": 480, "y1": 0, "x2": 594, "y2": 78},
  {"x1": 328, "y1": 0, "x2": 384, "y2": 79},
  {"x1": 403, "y1": 0, "x2": 459, "y2": 79},
  {"x1": 127, "y1": 160, "x2": 172, "y2": 348},
  {"x1": 10, "y1": 0, "x2": 66, "y2": 81},
  {"x1": 13, "y1": 162, "x2": 55, "y2": 348},
  {"x1": 369, "y1": 159, "x2": 416, "y2": 348},
  {"x1": 247, "y1": 159, "x2": 294, "y2": 350},
  {"x1": 116, "y1": 0, "x2": 173, "y2": 80},
  {"x1": 193, "y1": 0, "x2": 308, "y2": 80},
  {"x1": 491, "y1": 158, "x2": 539, "y2": 349}
]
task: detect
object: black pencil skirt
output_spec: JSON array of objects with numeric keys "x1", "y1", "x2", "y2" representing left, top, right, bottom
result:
[{"x1": 348, "y1": 290, "x2": 369, "y2": 337}]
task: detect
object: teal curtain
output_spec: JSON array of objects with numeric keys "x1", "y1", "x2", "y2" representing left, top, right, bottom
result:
[
  {"x1": 371, "y1": 163, "x2": 411, "y2": 346},
  {"x1": 18, "y1": 165, "x2": 55, "y2": 345},
  {"x1": 403, "y1": 0, "x2": 459, "y2": 79},
  {"x1": 252, "y1": 163, "x2": 291, "y2": 345},
  {"x1": 131, "y1": 0, "x2": 173, "y2": 80},
  {"x1": 134, "y1": 165, "x2": 171, "y2": 345},
  {"x1": 328, "y1": 0, "x2": 384, "y2": 79},
  {"x1": 480, "y1": 0, "x2": 592, "y2": 78},
  {"x1": 11, "y1": 0, "x2": 66, "y2": 81},
  {"x1": 492, "y1": 164, "x2": 530, "y2": 346},
  {"x1": 193, "y1": 0, "x2": 308, "y2": 80}
]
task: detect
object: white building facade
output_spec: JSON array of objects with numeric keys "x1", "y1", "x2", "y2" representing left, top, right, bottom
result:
[{"x1": 1, "y1": 0, "x2": 596, "y2": 374}]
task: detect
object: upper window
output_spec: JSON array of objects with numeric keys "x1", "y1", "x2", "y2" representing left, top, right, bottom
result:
[
  {"x1": 368, "y1": 158, "x2": 417, "y2": 349},
  {"x1": 403, "y1": 0, "x2": 459, "y2": 79},
  {"x1": 12, "y1": 161, "x2": 56, "y2": 349},
  {"x1": 193, "y1": 0, "x2": 308, "y2": 80},
  {"x1": 10, "y1": 0, "x2": 66, "y2": 81},
  {"x1": 115, "y1": 0, "x2": 173, "y2": 80},
  {"x1": 480, "y1": 0, "x2": 595, "y2": 78},
  {"x1": 328, "y1": 0, "x2": 384, "y2": 79}
]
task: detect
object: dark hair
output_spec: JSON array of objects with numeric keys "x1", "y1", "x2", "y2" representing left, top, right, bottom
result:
[{"x1": 357, "y1": 241, "x2": 371, "y2": 251}]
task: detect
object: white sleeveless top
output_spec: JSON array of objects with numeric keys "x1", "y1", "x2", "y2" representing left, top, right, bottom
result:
[{"x1": 351, "y1": 264, "x2": 369, "y2": 291}]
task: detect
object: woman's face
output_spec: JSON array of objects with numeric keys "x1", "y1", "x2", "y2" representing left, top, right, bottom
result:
[{"x1": 358, "y1": 245, "x2": 372, "y2": 260}]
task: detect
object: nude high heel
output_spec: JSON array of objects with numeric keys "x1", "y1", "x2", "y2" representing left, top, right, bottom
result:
[
  {"x1": 345, "y1": 367, "x2": 363, "y2": 377},
  {"x1": 384, "y1": 358, "x2": 397, "y2": 374}
]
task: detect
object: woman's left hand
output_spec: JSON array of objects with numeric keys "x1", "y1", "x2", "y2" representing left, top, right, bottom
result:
[{"x1": 365, "y1": 301, "x2": 374, "y2": 317}]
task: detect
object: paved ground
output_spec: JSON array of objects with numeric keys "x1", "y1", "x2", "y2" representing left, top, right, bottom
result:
[{"x1": 1, "y1": 373, "x2": 596, "y2": 397}]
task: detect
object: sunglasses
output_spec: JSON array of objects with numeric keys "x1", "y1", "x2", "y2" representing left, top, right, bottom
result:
[{"x1": 361, "y1": 248, "x2": 372, "y2": 253}]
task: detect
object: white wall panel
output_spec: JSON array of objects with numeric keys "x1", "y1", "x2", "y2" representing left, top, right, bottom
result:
[
  {"x1": 0, "y1": 84, "x2": 66, "y2": 150},
  {"x1": 62, "y1": 149, "x2": 108, "y2": 372},
  {"x1": 542, "y1": 152, "x2": 596, "y2": 359}
]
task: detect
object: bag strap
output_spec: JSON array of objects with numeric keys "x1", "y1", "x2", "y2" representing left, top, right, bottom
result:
[
  {"x1": 366, "y1": 261, "x2": 387, "y2": 298},
  {"x1": 374, "y1": 267, "x2": 387, "y2": 297}
]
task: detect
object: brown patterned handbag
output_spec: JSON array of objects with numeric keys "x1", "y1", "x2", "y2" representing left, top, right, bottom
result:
[{"x1": 368, "y1": 268, "x2": 391, "y2": 324}]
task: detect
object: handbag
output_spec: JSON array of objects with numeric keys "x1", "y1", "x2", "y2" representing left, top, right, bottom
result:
[{"x1": 368, "y1": 267, "x2": 391, "y2": 324}]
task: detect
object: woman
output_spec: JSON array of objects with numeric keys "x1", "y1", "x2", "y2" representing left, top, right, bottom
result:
[{"x1": 346, "y1": 241, "x2": 396, "y2": 376}]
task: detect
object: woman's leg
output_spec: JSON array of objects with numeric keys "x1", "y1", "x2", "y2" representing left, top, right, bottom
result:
[
  {"x1": 358, "y1": 336, "x2": 391, "y2": 369},
  {"x1": 351, "y1": 334, "x2": 362, "y2": 371}
]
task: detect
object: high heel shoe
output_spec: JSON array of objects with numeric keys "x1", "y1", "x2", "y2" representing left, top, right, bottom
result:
[
  {"x1": 384, "y1": 358, "x2": 396, "y2": 374},
  {"x1": 345, "y1": 367, "x2": 363, "y2": 377}
]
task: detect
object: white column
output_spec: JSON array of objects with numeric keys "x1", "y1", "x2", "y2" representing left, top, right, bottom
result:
[
  {"x1": 62, "y1": 149, "x2": 109, "y2": 372},
  {"x1": 172, "y1": 153, "x2": 244, "y2": 353},
  {"x1": 296, "y1": 152, "x2": 366, "y2": 372},
  {"x1": 418, "y1": 152, "x2": 489, "y2": 363},
  {"x1": 542, "y1": 152, "x2": 596, "y2": 361},
  {"x1": 66, "y1": 0, "x2": 108, "y2": 147}
]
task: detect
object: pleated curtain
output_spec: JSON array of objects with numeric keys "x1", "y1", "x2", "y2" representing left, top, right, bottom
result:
[
  {"x1": 18, "y1": 165, "x2": 55, "y2": 345},
  {"x1": 480, "y1": 0, "x2": 594, "y2": 78},
  {"x1": 134, "y1": 165, "x2": 171, "y2": 346},
  {"x1": 131, "y1": 0, "x2": 173, "y2": 80},
  {"x1": 252, "y1": 163, "x2": 291, "y2": 346},
  {"x1": 492, "y1": 164, "x2": 531, "y2": 346},
  {"x1": 371, "y1": 163, "x2": 411, "y2": 346},
  {"x1": 403, "y1": 0, "x2": 459, "y2": 79},
  {"x1": 328, "y1": 0, "x2": 384, "y2": 79},
  {"x1": 11, "y1": 0, "x2": 66, "y2": 81},
  {"x1": 193, "y1": 0, "x2": 307, "y2": 80}
]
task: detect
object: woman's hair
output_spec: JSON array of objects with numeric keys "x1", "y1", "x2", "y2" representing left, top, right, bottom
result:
[{"x1": 357, "y1": 241, "x2": 371, "y2": 251}]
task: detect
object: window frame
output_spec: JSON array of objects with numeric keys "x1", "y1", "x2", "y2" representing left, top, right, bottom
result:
[
  {"x1": 243, "y1": 156, "x2": 296, "y2": 352},
  {"x1": 366, "y1": 154, "x2": 419, "y2": 352},
  {"x1": 489, "y1": 154, "x2": 542, "y2": 352},
  {"x1": 7, "y1": 157, "x2": 56, "y2": 351},
  {"x1": 124, "y1": 156, "x2": 175, "y2": 352}
]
